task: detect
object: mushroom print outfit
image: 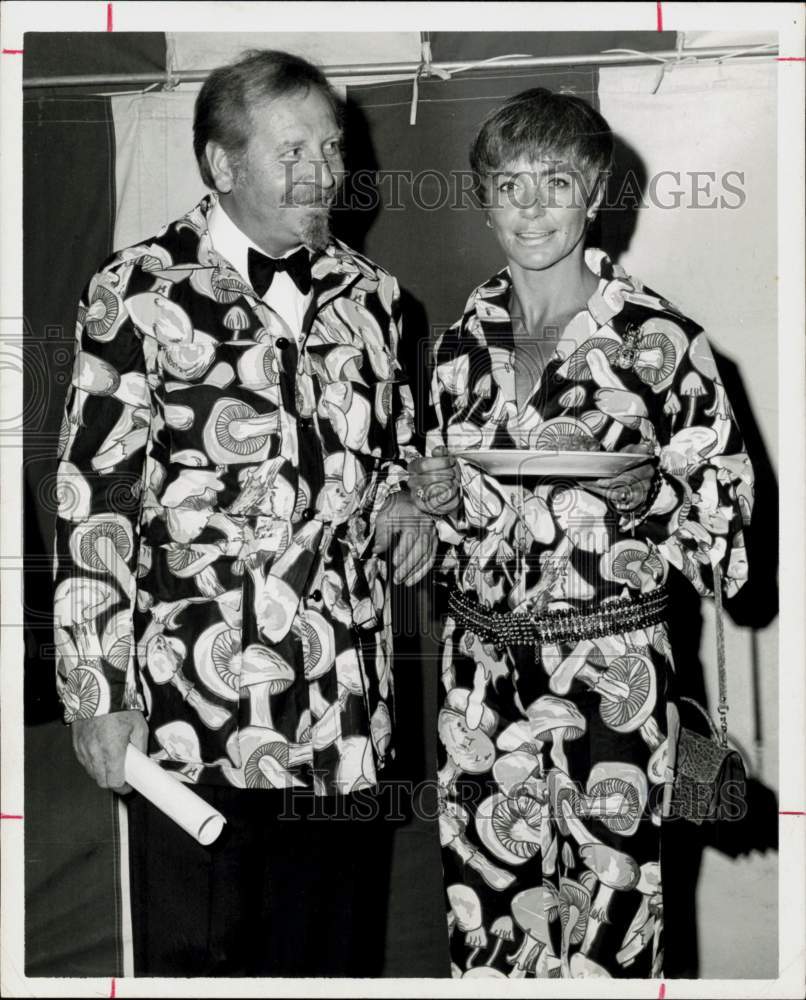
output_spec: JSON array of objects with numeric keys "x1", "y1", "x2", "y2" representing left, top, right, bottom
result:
[
  {"x1": 53, "y1": 192, "x2": 416, "y2": 796},
  {"x1": 429, "y1": 249, "x2": 754, "y2": 979}
]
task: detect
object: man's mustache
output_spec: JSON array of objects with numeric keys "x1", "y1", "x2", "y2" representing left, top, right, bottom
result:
[{"x1": 284, "y1": 187, "x2": 339, "y2": 208}]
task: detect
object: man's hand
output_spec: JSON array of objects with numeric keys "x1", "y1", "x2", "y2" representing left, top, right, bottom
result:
[
  {"x1": 71, "y1": 710, "x2": 149, "y2": 794},
  {"x1": 373, "y1": 491, "x2": 438, "y2": 586},
  {"x1": 408, "y1": 446, "x2": 461, "y2": 515},
  {"x1": 585, "y1": 444, "x2": 658, "y2": 513}
]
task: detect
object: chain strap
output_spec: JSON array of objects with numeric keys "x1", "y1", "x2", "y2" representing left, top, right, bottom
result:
[
  {"x1": 677, "y1": 696, "x2": 721, "y2": 742},
  {"x1": 712, "y1": 562, "x2": 730, "y2": 748}
]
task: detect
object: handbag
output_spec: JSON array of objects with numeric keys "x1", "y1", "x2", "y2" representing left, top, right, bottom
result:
[{"x1": 668, "y1": 565, "x2": 748, "y2": 825}]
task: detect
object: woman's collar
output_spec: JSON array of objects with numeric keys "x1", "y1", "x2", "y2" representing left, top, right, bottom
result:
[{"x1": 472, "y1": 247, "x2": 617, "y2": 328}]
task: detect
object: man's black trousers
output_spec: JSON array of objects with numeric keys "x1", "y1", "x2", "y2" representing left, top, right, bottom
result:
[{"x1": 127, "y1": 782, "x2": 395, "y2": 977}]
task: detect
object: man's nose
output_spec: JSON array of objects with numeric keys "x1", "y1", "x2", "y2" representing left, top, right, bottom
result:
[
  {"x1": 304, "y1": 152, "x2": 341, "y2": 191},
  {"x1": 292, "y1": 157, "x2": 337, "y2": 194},
  {"x1": 317, "y1": 159, "x2": 336, "y2": 190}
]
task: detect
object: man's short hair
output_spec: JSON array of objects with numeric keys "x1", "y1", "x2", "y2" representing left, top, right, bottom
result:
[
  {"x1": 469, "y1": 87, "x2": 614, "y2": 202},
  {"x1": 193, "y1": 49, "x2": 341, "y2": 188}
]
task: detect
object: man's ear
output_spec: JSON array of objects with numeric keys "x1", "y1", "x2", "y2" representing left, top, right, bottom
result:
[{"x1": 206, "y1": 141, "x2": 238, "y2": 194}]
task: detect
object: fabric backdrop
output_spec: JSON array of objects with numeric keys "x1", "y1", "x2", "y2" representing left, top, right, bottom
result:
[
  {"x1": 598, "y1": 60, "x2": 779, "y2": 976},
  {"x1": 22, "y1": 34, "x2": 167, "y2": 976}
]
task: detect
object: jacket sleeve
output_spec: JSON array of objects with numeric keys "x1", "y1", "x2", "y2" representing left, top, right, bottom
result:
[
  {"x1": 52, "y1": 263, "x2": 152, "y2": 722},
  {"x1": 422, "y1": 321, "x2": 479, "y2": 540},
  {"x1": 366, "y1": 276, "x2": 419, "y2": 523},
  {"x1": 631, "y1": 328, "x2": 754, "y2": 599},
  {"x1": 424, "y1": 324, "x2": 454, "y2": 458},
  {"x1": 388, "y1": 276, "x2": 419, "y2": 469}
]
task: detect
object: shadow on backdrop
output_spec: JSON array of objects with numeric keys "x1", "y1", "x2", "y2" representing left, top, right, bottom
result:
[
  {"x1": 596, "y1": 133, "x2": 647, "y2": 262},
  {"x1": 659, "y1": 352, "x2": 779, "y2": 978}
]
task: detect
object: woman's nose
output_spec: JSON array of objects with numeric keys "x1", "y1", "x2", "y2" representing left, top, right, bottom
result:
[{"x1": 520, "y1": 191, "x2": 547, "y2": 217}]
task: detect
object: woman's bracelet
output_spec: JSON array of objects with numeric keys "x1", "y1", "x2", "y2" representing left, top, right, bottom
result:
[{"x1": 630, "y1": 467, "x2": 665, "y2": 526}]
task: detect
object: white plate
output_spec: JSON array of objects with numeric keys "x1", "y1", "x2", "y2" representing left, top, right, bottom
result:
[{"x1": 454, "y1": 449, "x2": 655, "y2": 478}]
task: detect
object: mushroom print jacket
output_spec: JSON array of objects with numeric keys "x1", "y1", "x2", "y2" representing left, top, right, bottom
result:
[
  {"x1": 427, "y1": 249, "x2": 754, "y2": 979},
  {"x1": 52, "y1": 193, "x2": 418, "y2": 795}
]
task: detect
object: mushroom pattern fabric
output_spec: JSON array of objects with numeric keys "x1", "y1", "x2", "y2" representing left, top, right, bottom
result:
[
  {"x1": 430, "y1": 249, "x2": 753, "y2": 978},
  {"x1": 52, "y1": 192, "x2": 418, "y2": 795}
]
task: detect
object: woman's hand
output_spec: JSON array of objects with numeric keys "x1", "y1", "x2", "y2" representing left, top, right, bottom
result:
[
  {"x1": 408, "y1": 446, "x2": 461, "y2": 515},
  {"x1": 586, "y1": 444, "x2": 658, "y2": 513}
]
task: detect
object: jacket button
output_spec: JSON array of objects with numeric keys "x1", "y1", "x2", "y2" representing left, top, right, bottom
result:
[
  {"x1": 310, "y1": 589, "x2": 323, "y2": 602},
  {"x1": 302, "y1": 507, "x2": 315, "y2": 520},
  {"x1": 275, "y1": 337, "x2": 290, "y2": 350}
]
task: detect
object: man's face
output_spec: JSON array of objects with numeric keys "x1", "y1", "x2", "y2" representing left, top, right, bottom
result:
[{"x1": 221, "y1": 87, "x2": 344, "y2": 255}]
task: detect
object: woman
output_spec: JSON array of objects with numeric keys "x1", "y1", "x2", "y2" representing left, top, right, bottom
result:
[{"x1": 409, "y1": 88, "x2": 753, "y2": 979}]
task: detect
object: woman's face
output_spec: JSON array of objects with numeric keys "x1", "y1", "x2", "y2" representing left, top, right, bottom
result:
[{"x1": 483, "y1": 154, "x2": 597, "y2": 272}]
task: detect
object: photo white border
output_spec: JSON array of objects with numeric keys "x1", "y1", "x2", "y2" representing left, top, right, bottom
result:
[{"x1": 2, "y1": 3, "x2": 803, "y2": 997}]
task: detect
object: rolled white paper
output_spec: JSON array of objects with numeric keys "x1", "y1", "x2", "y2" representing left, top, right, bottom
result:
[{"x1": 124, "y1": 745, "x2": 226, "y2": 846}]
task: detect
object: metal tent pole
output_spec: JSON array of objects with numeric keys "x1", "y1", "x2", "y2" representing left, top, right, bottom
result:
[{"x1": 22, "y1": 45, "x2": 778, "y2": 90}]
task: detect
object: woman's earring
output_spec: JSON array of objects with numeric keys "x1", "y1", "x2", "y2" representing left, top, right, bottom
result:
[{"x1": 485, "y1": 218, "x2": 493, "y2": 229}]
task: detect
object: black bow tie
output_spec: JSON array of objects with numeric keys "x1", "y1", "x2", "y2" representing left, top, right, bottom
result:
[{"x1": 247, "y1": 246, "x2": 312, "y2": 297}]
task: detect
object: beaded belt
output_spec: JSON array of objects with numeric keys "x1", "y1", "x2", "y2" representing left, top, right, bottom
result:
[{"x1": 447, "y1": 584, "x2": 669, "y2": 648}]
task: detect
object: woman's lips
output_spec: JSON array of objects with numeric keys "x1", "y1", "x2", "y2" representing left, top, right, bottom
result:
[{"x1": 516, "y1": 230, "x2": 554, "y2": 244}]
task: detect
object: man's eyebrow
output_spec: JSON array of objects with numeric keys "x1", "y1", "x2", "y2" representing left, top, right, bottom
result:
[
  {"x1": 276, "y1": 137, "x2": 306, "y2": 151},
  {"x1": 275, "y1": 131, "x2": 343, "y2": 152}
]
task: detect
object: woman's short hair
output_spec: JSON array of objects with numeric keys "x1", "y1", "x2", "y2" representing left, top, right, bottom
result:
[
  {"x1": 193, "y1": 49, "x2": 341, "y2": 188},
  {"x1": 469, "y1": 87, "x2": 614, "y2": 202}
]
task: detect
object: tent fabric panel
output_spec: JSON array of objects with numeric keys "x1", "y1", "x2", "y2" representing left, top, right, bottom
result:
[
  {"x1": 599, "y1": 60, "x2": 777, "y2": 979},
  {"x1": 23, "y1": 32, "x2": 167, "y2": 83},
  {"x1": 24, "y1": 89, "x2": 124, "y2": 976},
  {"x1": 24, "y1": 723, "x2": 124, "y2": 976},
  {"x1": 23, "y1": 93, "x2": 118, "y2": 724},
  {"x1": 167, "y1": 31, "x2": 422, "y2": 73},
  {"x1": 111, "y1": 91, "x2": 207, "y2": 251},
  {"x1": 598, "y1": 62, "x2": 777, "y2": 375},
  {"x1": 428, "y1": 30, "x2": 678, "y2": 61},
  {"x1": 684, "y1": 30, "x2": 777, "y2": 47}
]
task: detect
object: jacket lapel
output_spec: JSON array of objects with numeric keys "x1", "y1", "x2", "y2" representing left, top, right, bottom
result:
[
  {"x1": 472, "y1": 268, "x2": 516, "y2": 354},
  {"x1": 301, "y1": 241, "x2": 373, "y2": 340},
  {"x1": 165, "y1": 195, "x2": 372, "y2": 346}
]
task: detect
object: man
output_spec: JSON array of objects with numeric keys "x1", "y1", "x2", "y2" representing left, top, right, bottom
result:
[{"x1": 52, "y1": 49, "x2": 446, "y2": 977}]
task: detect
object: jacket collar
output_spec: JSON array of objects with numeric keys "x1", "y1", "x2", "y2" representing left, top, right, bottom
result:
[
  {"x1": 174, "y1": 192, "x2": 374, "y2": 324},
  {"x1": 469, "y1": 247, "x2": 621, "y2": 348}
]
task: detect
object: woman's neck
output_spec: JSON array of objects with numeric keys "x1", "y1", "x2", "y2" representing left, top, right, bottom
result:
[{"x1": 508, "y1": 247, "x2": 598, "y2": 334}]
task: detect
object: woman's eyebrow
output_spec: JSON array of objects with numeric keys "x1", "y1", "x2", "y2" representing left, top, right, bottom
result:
[
  {"x1": 493, "y1": 161, "x2": 575, "y2": 181},
  {"x1": 493, "y1": 168, "x2": 522, "y2": 181},
  {"x1": 524, "y1": 159, "x2": 575, "y2": 177}
]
